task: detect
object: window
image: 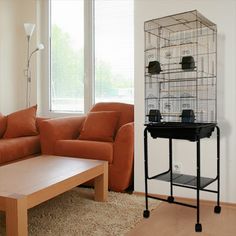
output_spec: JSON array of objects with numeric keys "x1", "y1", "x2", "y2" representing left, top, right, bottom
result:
[
  {"x1": 50, "y1": 0, "x2": 133, "y2": 113},
  {"x1": 94, "y1": 1, "x2": 134, "y2": 104},
  {"x1": 50, "y1": 0, "x2": 84, "y2": 112}
]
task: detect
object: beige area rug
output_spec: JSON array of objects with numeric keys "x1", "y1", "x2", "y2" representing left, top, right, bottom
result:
[{"x1": 0, "y1": 188, "x2": 159, "y2": 236}]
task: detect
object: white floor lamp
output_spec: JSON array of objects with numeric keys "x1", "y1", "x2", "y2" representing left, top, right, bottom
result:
[{"x1": 24, "y1": 23, "x2": 44, "y2": 108}]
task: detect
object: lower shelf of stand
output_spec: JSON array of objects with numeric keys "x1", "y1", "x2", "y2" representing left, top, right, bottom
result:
[{"x1": 153, "y1": 172, "x2": 215, "y2": 189}]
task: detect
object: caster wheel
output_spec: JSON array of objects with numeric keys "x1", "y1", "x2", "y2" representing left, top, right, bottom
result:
[
  {"x1": 143, "y1": 210, "x2": 150, "y2": 218},
  {"x1": 195, "y1": 223, "x2": 202, "y2": 232},
  {"x1": 214, "y1": 206, "x2": 221, "y2": 214},
  {"x1": 167, "y1": 196, "x2": 174, "y2": 203}
]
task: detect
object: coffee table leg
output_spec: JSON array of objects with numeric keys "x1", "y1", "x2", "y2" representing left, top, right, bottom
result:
[
  {"x1": 94, "y1": 162, "x2": 108, "y2": 201},
  {"x1": 5, "y1": 196, "x2": 28, "y2": 236}
]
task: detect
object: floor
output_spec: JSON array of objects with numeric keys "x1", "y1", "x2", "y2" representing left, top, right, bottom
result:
[{"x1": 127, "y1": 201, "x2": 236, "y2": 236}]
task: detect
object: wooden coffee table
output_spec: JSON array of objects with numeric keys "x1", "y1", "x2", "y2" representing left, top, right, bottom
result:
[{"x1": 0, "y1": 155, "x2": 108, "y2": 236}]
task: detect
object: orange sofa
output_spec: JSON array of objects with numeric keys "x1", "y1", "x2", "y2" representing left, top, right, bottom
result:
[
  {"x1": 0, "y1": 111, "x2": 44, "y2": 165},
  {"x1": 39, "y1": 102, "x2": 134, "y2": 192}
]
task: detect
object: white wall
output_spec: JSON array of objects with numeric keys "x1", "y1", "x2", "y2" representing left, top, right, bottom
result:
[
  {"x1": 0, "y1": 0, "x2": 37, "y2": 114},
  {"x1": 134, "y1": 0, "x2": 236, "y2": 203}
]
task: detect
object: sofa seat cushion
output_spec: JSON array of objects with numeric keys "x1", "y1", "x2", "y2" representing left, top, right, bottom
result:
[
  {"x1": 0, "y1": 136, "x2": 40, "y2": 164},
  {"x1": 54, "y1": 140, "x2": 113, "y2": 163}
]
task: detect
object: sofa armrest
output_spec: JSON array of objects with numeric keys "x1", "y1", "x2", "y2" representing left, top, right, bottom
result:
[
  {"x1": 39, "y1": 116, "x2": 86, "y2": 154},
  {"x1": 111, "y1": 122, "x2": 134, "y2": 191}
]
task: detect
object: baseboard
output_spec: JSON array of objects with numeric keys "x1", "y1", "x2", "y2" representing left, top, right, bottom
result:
[{"x1": 133, "y1": 191, "x2": 236, "y2": 208}]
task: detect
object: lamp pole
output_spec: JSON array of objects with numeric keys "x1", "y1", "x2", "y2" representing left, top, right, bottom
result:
[
  {"x1": 26, "y1": 35, "x2": 31, "y2": 108},
  {"x1": 24, "y1": 23, "x2": 44, "y2": 108}
]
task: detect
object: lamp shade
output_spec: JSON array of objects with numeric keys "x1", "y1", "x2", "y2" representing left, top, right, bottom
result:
[
  {"x1": 37, "y1": 43, "x2": 44, "y2": 50},
  {"x1": 24, "y1": 23, "x2": 35, "y2": 37}
]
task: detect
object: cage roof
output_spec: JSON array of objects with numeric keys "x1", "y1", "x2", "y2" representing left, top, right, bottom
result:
[{"x1": 145, "y1": 10, "x2": 216, "y2": 33}]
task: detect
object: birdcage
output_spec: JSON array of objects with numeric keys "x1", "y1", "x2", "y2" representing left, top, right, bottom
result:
[{"x1": 144, "y1": 10, "x2": 217, "y2": 124}]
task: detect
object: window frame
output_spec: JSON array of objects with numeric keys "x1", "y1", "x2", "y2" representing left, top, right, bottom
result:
[{"x1": 39, "y1": 0, "x2": 133, "y2": 117}]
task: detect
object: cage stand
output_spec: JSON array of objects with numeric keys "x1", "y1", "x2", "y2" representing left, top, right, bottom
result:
[{"x1": 143, "y1": 124, "x2": 221, "y2": 232}]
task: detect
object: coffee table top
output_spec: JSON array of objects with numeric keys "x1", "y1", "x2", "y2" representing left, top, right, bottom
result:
[{"x1": 0, "y1": 155, "x2": 106, "y2": 197}]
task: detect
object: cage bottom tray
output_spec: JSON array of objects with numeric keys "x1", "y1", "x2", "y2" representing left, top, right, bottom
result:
[{"x1": 145, "y1": 122, "x2": 216, "y2": 141}]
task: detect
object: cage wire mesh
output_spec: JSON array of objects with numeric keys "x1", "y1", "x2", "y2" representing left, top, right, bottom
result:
[{"x1": 144, "y1": 10, "x2": 217, "y2": 124}]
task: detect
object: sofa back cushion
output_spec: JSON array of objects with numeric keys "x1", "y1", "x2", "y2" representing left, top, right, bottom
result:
[
  {"x1": 3, "y1": 105, "x2": 38, "y2": 139},
  {"x1": 78, "y1": 111, "x2": 120, "y2": 142},
  {"x1": 0, "y1": 113, "x2": 7, "y2": 138},
  {"x1": 90, "y1": 102, "x2": 134, "y2": 129}
]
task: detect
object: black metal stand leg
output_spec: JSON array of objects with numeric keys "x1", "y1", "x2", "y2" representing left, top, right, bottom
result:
[
  {"x1": 168, "y1": 138, "x2": 174, "y2": 203},
  {"x1": 143, "y1": 128, "x2": 150, "y2": 218},
  {"x1": 195, "y1": 139, "x2": 202, "y2": 232},
  {"x1": 214, "y1": 126, "x2": 221, "y2": 214}
]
